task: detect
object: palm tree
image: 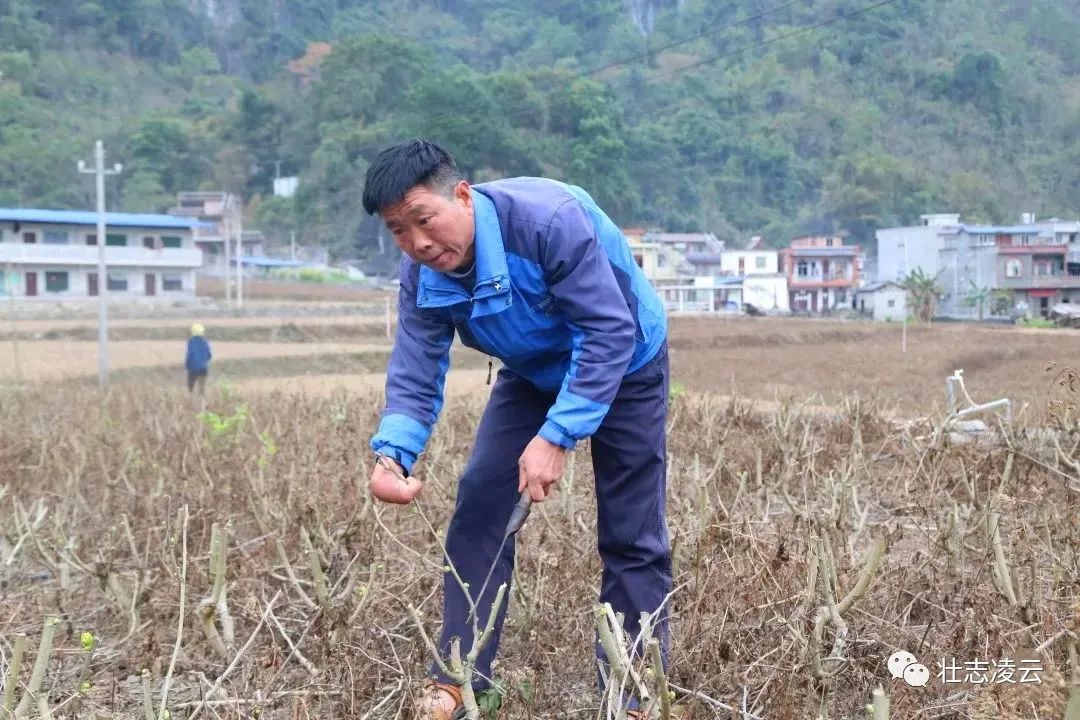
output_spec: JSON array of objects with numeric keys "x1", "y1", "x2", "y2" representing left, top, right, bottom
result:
[
  {"x1": 964, "y1": 281, "x2": 991, "y2": 321},
  {"x1": 901, "y1": 267, "x2": 944, "y2": 323}
]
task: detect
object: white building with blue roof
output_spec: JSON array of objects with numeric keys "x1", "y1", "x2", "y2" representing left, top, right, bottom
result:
[{"x1": 0, "y1": 208, "x2": 203, "y2": 301}]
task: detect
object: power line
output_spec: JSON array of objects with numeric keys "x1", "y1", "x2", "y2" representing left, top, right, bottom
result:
[
  {"x1": 661, "y1": 0, "x2": 904, "y2": 76},
  {"x1": 371, "y1": 0, "x2": 819, "y2": 135},
  {"x1": 339, "y1": 0, "x2": 909, "y2": 166},
  {"x1": 489, "y1": 0, "x2": 907, "y2": 129},
  {"x1": 570, "y1": 0, "x2": 811, "y2": 83}
]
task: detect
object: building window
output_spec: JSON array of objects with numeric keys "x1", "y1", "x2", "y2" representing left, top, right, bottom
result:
[
  {"x1": 86, "y1": 234, "x2": 97, "y2": 245},
  {"x1": 161, "y1": 236, "x2": 182, "y2": 248},
  {"x1": 887, "y1": 298, "x2": 896, "y2": 308},
  {"x1": 105, "y1": 233, "x2": 127, "y2": 247},
  {"x1": 107, "y1": 272, "x2": 128, "y2": 291},
  {"x1": 755, "y1": 256, "x2": 767, "y2": 269},
  {"x1": 43, "y1": 231, "x2": 69, "y2": 244},
  {"x1": 797, "y1": 260, "x2": 809, "y2": 277},
  {"x1": 45, "y1": 271, "x2": 69, "y2": 293},
  {"x1": 163, "y1": 273, "x2": 183, "y2": 291},
  {"x1": 657, "y1": 255, "x2": 667, "y2": 268},
  {"x1": 1034, "y1": 261, "x2": 1055, "y2": 276},
  {"x1": 1005, "y1": 259, "x2": 1022, "y2": 278}
]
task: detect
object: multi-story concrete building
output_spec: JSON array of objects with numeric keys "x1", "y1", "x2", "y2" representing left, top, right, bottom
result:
[
  {"x1": 644, "y1": 231, "x2": 724, "y2": 276},
  {"x1": 624, "y1": 227, "x2": 695, "y2": 284},
  {"x1": 780, "y1": 235, "x2": 863, "y2": 313},
  {"x1": 876, "y1": 213, "x2": 1080, "y2": 318},
  {"x1": 993, "y1": 219, "x2": 1080, "y2": 316},
  {"x1": 721, "y1": 249, "x2": 780, "y2": 276},
  {"x1": 653, "y1": 274, "x2": 791, "y2": 314},
  {"x1": 0, "y1": 208, "x2": 202, "y2": 302},
  {"x1": 626, "y1": 230, "x2": 791, "y2": 314},
  {"x1": 170, "y1": 192, "x2": 265, "y2": 277}
]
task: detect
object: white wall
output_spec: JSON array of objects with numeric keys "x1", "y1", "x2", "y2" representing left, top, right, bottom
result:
[
  {"x1": 875, "y1": 226, "x2": 943, "y2": 283},
  {"x1": 0, "y1": 222, "x2": 196, "y2": 249},
  {"x1": 2, "y1": 266, "x2": 196, "y2": 299},
  {"x1": 741, "y1": 275, "x2": 789, "y2": 310},
  {"x1": 859, "y1": 287, "x2": 907, "y2": 321},
  {"x1": 0, "y1": 221, "x2": 199, "y2": 300},
  {"x1": 722, "y1": 251, "x2": 779, "y2": 275}
]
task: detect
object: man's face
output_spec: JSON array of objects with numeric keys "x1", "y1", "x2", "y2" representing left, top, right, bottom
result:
[{"x1": 380, "y1": 180, "x2": 475, "y2": 272}]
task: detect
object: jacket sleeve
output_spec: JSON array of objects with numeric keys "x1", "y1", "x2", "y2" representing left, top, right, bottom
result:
[
  {"x1": 536, "y1": 199, "x2": 637, "y2": 450},
  {"x1": 368, "y1": 265, "x2": 455, "y2": 475}
]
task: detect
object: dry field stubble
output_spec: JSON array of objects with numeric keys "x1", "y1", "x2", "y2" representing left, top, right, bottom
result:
[
  {"x1": 1, "y1": 367, "x2": 1078, "y2": 719},
  {"x1": 667, "y1": 318, "x2": 1080, "y2": 419}
]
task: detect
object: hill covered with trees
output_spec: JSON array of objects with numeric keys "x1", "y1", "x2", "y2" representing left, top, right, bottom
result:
[{"x1": 0, "y1": 0, "x2": 1077, "y2": 261}]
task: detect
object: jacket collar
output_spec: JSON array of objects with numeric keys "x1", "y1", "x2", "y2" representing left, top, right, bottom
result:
[{"x1": 416, "y1": 188, "x2": 510, "y2": 319}]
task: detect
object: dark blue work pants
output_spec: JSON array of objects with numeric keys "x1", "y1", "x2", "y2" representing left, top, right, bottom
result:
[{"x1": 430, "y1": 343, "x2": 672, "y2": 702}]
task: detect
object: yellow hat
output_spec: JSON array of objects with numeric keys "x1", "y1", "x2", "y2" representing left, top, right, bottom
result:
[{"x1": 191, "y1": 323, "x2": 205, "y2": 336}]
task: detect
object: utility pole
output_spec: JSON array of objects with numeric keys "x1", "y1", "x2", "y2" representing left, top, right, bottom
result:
[
  {"x1": 901, "y1": 238, "x2": 909, "y2": 354},
  {"x1": 77, "y1": 140, "x2": 122, "y2": 389},
  {"x1": 6, "y1": 260, "x2": 22, "y2": 385},
  {"x1": 235, "y1": 198, "x2": 243, "y2": 308},
  {"x1": 222, "y1": 198, "x2": 232, "y2": 307}
]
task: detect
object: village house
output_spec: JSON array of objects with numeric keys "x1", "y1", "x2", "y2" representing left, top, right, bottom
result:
[
  {"x1": 855, "y1": 281, "x2": 907, "y2": 321},
  {"x1": 170, "y1": 192, "x2": 266, "y2": 277},
  {"x1": 0, "y1": 208, "x2": 202, "y2": 301},
  {"x1": 717, "y1": 238, "x2": 789, "y2": 311},
  {"x1": 644, "y1": 231, "x2": 725, "y2": 277},
  {"x1": 875, "y1": 213, "x2": 1080, "y2": 318},
  {"x1": 780, "y1": 235, "x2": 863, "y2": 313},
  {"x1": 720, "y1": 236, "x2": 778, "y2": 276},
  {"x1": 630, "y1": 230, "x2": 790, "y2": 314}
]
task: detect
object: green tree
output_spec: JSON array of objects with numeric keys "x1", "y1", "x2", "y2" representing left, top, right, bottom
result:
[
  {"x1": 128, "y1": 118, "x2": 205, "y2": 196},
  {"x1": 902, "y1": 268, "x2": 945, "y2": 323},
  {"x1": 963, "y1": 281, "x2": 991, "y2": 321},
  {"x1": 949, "y1": 51, "x2": 1005, "y2": 119}
]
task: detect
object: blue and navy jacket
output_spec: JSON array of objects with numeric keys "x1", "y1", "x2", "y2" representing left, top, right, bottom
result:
[
  {"x1": 369, "y1": 177, "x2": 668, "y2": 474},
  {"x1": 185, "y1": 336, "x2": 212, "y2": 372}
]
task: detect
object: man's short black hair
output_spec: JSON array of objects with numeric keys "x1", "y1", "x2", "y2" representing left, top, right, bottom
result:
[{"x1": 362, "y1": 138, "x2": 464, "y2": 215}]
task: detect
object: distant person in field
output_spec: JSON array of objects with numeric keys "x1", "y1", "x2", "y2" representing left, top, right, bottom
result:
[
  {"x1": 362, "y1": 139, "x2": 676, "y2": 719},
  {"x1": 185, "y1": 323, "x2": 212, "y2": 394}
]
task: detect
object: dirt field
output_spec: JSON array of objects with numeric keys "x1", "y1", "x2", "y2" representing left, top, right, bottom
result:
[
  {"x1": 0, "y1": 340, "x2": 391, "y2": 381},
  {"x1": 2, "y1": 315, "x2": 1077, "y2": 424},
  {"x1": 666, "y1": 317, "x2": 1080, "y2": 420},
  {"x1": 196, "y1": 277, "x2": 393, "y2": 302},
  {"x1": 0, "y1": 313, "x2": 389, "y2": 335}
]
